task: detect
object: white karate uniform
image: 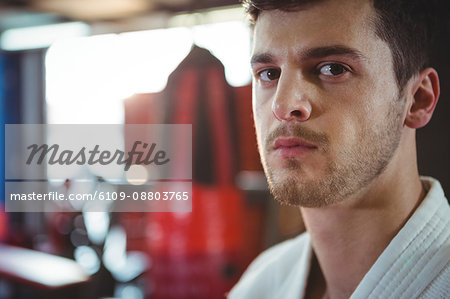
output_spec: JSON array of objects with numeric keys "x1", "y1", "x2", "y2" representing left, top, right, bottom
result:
[{"x1": 228, "y1": 177, "x2": 449, "y2": 299}]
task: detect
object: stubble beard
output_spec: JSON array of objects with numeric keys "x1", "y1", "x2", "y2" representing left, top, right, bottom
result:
[{"x1": 260, "y1": 99, "x2": 404, "y2": 208}]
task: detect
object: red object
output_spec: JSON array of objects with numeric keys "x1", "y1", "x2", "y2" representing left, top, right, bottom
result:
[
  {"x1": 122, "y1": 46, "x2": 266, "y2": 298},
  {"x1": 122, "y1": 93, "x2": 164, "y2": 252},
  {"x1": 233, "y1": 85, "x2": 263, "y2": 172},
  {"x1": 146, "y1": 46, "x2": 246, "y2": 299},
  {"x1": 120, "y1": 212, "x2": 149, "y2": 252},
  {"x1": 124, "y1": 93, "x2": 164, "y2": 124},
  {"x1": 0, "y1": 207, "x2": 6, "y2": 242},
  {"x1": 147, "y1": 185, "x2": 244, "y2": 299}
]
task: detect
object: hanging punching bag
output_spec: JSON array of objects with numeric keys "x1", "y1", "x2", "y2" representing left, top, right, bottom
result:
[{"x1": 146, "y1": 46, "x2": 245, "y2": 299}]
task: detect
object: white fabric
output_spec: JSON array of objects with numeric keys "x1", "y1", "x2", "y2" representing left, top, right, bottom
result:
[{"x1": 228, "y1": 177, "x2": 450, "y2": 299}]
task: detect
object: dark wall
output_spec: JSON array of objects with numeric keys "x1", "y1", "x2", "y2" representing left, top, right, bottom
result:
[{"x1": 417, "y1": 4, "x2": 450, "y2": 196}]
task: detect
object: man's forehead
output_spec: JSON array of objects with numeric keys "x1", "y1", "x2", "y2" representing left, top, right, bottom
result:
[
  {"x1": 253, "y1": 0, "x2": 376, "y2": 35},
  {"x1": 252, "y1": 0, "x2": 377, "y2": 55}
]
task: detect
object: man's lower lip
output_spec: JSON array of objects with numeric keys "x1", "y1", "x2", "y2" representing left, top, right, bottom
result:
[{"x1": 274, "y1": 146, "x2": 315, "y2": 158}]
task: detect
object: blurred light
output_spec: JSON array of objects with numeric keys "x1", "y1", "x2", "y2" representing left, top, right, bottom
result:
[
  {"x1": 0, "y1": 245, "x2": 88, "y2": 287},
  {"x1": 115, "y1": 284, "x2": 144, "y2": 299},
  {"x1": 45, "y1": 33, "x2": 125, "y2": 124},
  {"x1": 117, "y1": 27, "x2": 194, "y2": 95},
  {"x1": 103, "y1": 226, "x2": 149, "y2": 282},
  {"x1": 45, "y1": 18, "x2": 251, "y2": 126},
  {"x1": 0, "y1": 22, "x2": 90, "y2": 51},
  {"x1": 83, "y1": 211, "x2": 110, "y2": 245},
  {"x1": 125, "y1": 165, "x2": 148, "y2": 185},
  {"x1": 103, "y1": 226, "x2": 127, "y2": 273},
  {"x1": 108, "y1": 251, "x2": 149, "y2": 282},
  {"x1": 74, "y1": 246, "x2": 100, "y2": 275},
  {"x1": 192, "y1": 21, "x2": 251, "y2": 87}
]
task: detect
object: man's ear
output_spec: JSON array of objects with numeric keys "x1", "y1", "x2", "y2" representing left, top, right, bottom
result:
[{"x1": 404, "y1": 67, "x2": 440, "y2": 129}]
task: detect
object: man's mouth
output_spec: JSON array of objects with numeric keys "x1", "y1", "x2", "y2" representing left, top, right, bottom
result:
[{"x1": 272, "y1": 137, "x2": 317, "y2": 158}]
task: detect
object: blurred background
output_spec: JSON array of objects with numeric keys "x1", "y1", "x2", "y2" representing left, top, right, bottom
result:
[{"x1": 0, "y1": 0, "x2": 448, "y2": 298}]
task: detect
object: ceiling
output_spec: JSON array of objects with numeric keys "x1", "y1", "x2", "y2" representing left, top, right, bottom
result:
[{"x1": 0, "y1": 0, "x2": 241, "y2": 31}]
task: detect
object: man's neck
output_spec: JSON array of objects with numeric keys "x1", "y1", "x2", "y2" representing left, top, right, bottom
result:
[{"x1": 300, "y1": 164, "x2": 425, "y2": 299}]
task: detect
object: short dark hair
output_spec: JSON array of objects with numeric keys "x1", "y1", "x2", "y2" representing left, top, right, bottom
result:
[{"x1": 242, "y1": 0, "x2": 436, "y2": 91}]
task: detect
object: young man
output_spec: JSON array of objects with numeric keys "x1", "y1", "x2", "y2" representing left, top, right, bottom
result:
[{"x1": 229, "y1": 0, "x2": 449, "y2": 298}]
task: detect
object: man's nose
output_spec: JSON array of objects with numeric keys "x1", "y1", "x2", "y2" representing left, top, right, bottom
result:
[{"x1": 271, "y1": 72, "x2": 312, "y2": 122}]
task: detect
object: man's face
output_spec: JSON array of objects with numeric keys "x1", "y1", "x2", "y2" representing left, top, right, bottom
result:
[{"x1": 251, "y1": 0, "x2": 406, "y2": 207}]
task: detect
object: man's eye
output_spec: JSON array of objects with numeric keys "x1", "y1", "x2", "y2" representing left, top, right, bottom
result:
[
  {"x1": 258, "y1": 69, "x2": 281, "y2": 81},
  {"x1": 319, "y1": 64, "x2": 348, "y2": 76}
]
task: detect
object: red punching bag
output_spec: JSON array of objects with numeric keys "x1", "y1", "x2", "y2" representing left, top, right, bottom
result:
[{"x1": 146, "y1": 46, "x2": 245, "y2": 299}]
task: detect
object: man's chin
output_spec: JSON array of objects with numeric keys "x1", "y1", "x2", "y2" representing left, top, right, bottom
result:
[
  {"x1": 269, "y1": 178, "x2": 316, "y2": 208},
  {"x1": 271, "y1": 192, "x2": 328, "y2": 208},
  {"x1": 267, "y1": 175, "x2": 345, "y2": 208}
]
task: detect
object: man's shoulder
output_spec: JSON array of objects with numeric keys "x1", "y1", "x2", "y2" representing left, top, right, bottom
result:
[
  {"x1": 228, "y1": 232, "x2": 311, "y2": 298},
  {"x1": 351, "y1": 177, "x2": 449, "y2": 298}
]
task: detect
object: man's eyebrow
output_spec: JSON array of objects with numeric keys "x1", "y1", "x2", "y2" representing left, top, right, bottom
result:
[
  {"x1": 299, "y1": 45, "x2": 367, "y2": 61},
  {"x1": 251, "y1": 53, "x2": 275, "y2": 68},
  {"x1": 251, "y1": 45, "x2": 367, "y2": 67}
]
